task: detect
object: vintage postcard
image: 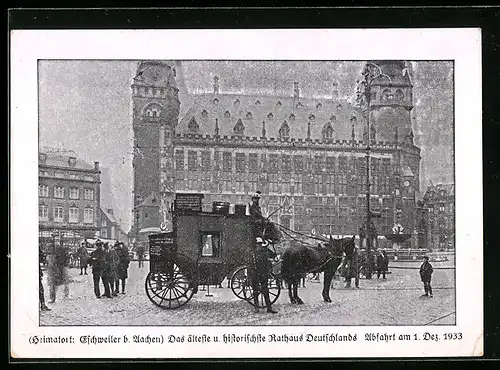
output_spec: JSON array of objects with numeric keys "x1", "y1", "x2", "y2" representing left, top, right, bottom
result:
[{"x1": 10, "y1": 29, "x2": 482, "y2": 358}]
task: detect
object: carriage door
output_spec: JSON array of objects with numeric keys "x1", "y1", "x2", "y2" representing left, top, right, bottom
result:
[{"x1": 198, "y1": 231, "x2": 223, "y2": 285}]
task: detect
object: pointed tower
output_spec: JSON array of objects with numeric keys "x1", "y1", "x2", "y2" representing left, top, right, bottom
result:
[{"x1": 131, "y1": 61, "x2": 180, "y2": 236}]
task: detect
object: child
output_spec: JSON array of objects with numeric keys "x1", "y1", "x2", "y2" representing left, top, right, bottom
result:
[{"x1": 419, "y1": 256, "x2": 434, "y2": 298}]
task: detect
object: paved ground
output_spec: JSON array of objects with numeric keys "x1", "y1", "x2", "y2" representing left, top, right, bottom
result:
[{"x1": 40, "y1": 261, "x2": 455, "y2": 326}]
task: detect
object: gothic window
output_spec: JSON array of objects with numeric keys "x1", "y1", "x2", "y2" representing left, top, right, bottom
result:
[
  {"x1": 338, "y1": 156, "x2": 348, "y2": 173},
  {"x1": 381, "y1": 89, "x2": 391, "y2": 101},
  {"x1": 395, "y1": 89, "x2": 404, "y2": 101},
  {"x1": 175, "y1": 150, "x2": 185, "y2": 170},
  {"x1": 246, "y1": 112, "x2": 253, "y2": 119},
  {"x1": 144, "y1": 104, "x2": 162, "y2": 118},
  {"x1": 234, "y1": 99, "x2": 240, "y2": 108},
  {"x1": 314, "y1": 155, "x2": 323, "y2": 173},
  {"x1": 370, "y1": 124, "x2": 376, "y2": 140},
  {"x1": 213, "y1": 98, "x2": 219, "y2": 105},
  {"x1": 201, "y1": 109, "x2": 208, "y2": 118},
  {"x1": 201, "y1": 151, "x2": 211, "y2": 171},
  {"x1": 269, "y1": 155, "x2": 279, "y2": 172},
  {"x1": 289, "y1": 113, "x2": 295, "y2": 121},
  {"x1": 279, "y1": 120, "x2": 290, "y2": 139},
  {"x1": 235, "y1": 153, "x2": 246, "y2": 173},
  {"x1": 224, "y1": 110, "x2": 231, "y2": 118},
  {"x1": 188, "y1": 151, "x2": 198, "y2": 171},
  {"x1": 309, "y1": 114, "x2": 316, "y2": 122},
  {"x1": 222, "y1": 152, "x2": 232, "y2": 172},
  {"x1": 188, "y1": 117, "x2": 199, "y2": 133},
  {"x1": 322, "y1": 122, "x2": 334, "y2": 140},
  {"x1": 255, "y1": 100, "x2": 261, "y2": 105},
  {"x1": 282, "y1": 155, "x2": 291, "y2": 173},
  {"x1": 326, "y1": 157, "x2": 336, "y2": 172},
  {"x1": 316, "y1": 102, "x2": 322, "y2": 109},
  {"x1": 294, "y1": 155, "x2": 304, "y2": 173},
  {"x1": 233, "y1": 118, "x2": 245, "y2": 136},
  {"x1": 267, "y1": 113, "x2": 274, "y2": 120},
  {"x1": 249, "y1": 154, "x2": 258, "y2": 173}
]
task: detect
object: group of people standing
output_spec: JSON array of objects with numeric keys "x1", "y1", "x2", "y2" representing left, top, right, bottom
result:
[{"x1": 88, "y1": 240, "x2": 130, "y2": 298}]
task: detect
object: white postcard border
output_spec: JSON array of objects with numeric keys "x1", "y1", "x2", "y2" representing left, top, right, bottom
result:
[{"x1": 10, "y1": 28, "x2": 482, "y2": 358}]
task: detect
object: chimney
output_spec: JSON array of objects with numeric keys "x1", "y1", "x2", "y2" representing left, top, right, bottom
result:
[
  {"x1": 94, "y1": 161, "x2": 100, "y2": 171},
  {"x1": 107, "y1": 208, "x2": 114, "y2": 215},
  {"x1": 293, "y1": 82, "x2": 300, "y2": 99},
  {"x1": 213, "y1": 76, "x2": 219, "y2": 95}
]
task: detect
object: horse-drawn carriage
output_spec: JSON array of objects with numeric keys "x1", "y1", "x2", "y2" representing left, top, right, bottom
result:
[{"x1": 144, "y1": 193, "x2": 281, "y2": 309}]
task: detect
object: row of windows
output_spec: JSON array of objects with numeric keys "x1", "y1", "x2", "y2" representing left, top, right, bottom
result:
[
  {"x1": 174, "y1": 150, "x2": 392, "y2": 174},
  {"x1": 39, "y1": 185, "x2": 94, "y2": 200},
  {"x1": 39, "y1": 171, "x2": 95, "y2": 181},
  {"x1": 39, "y1": 205, "x2": 94, "y2": 223},
  {"x1": 175, "y1": 175, "x2": 392, "y2": 195}
]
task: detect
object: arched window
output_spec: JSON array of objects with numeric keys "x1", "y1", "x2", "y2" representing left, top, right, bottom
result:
[
  {"x1": 322, "y1": 123, "x2": 334, "y2": 140},
  {"x1": 395, "y1": 89, "x2": 404, "y2": 101},
  {"x1": 143, "y1": 103, "x2": 162, "y2": 118},
  {"x1": 267, "y1": 113, "x2": 274, "y2": 120},
  {"x1": 370, "y1": 124, "x2": 376, "y2": 140},
  {"x1": 279, "y1": 121, "x2": 290, "y2": 139},
  {"x1": 201, "y1": 109, "x2": 208, "y2": 118},
  {"x1": 213, "y1": 98, "x2": 219, "y2": 105},
  {"x1": 246, "y1": 112, "x2": 253, "y2": 119},
  {"x1": 316, "y1": 102, "x2": 323, "y2": 109},
  {"x1": 188, "y1": 117, "x2": 199, "y2": 133},
  {"x1": 255, "y1": 100, "x2": 261, "y2": 105},
  {"x1": 289, "y1": 113, "x2": 296, "y2": 121},
  {"x1": 224, "y1": 110, "x2": 231, "y2": 118},
  {"x1": 381, "y1": 89, "x2": 391, "y2": 101},
  {"x1": 309, "y1": 114, "x2": 316, "y2": 122},
  {"x1": 233, "y1": 119, "x2": 245, "y2": 136},
  {"x1": 234, "y1": 99, "x2": 240, "y2": 108}
]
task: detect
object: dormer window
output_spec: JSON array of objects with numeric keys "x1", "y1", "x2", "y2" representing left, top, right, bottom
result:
[
  {"x1": 330, "y1": 115, "x2": 337, "y2": 123},
  {"x1": 276, "y1": 101, "x2": 282, "y2": 108},
  {"x1": 233, "y1": 118, "x2": 245, "y2": 136},
  {"x1": 68, "y1": 157, "x2": 76, "y2": 167},
  {"x1": 289, "y1": 113, "x2": 296, "y2": 121},
  {"x1": 267, "y1": 113, "x2": 274, "y2": 120},
  {"x1": 255, "y1": 100, "x2": 261, "y2": 105},
  {"x1": 381, "y1": 89, "x2": 391, "y2": 101},
  {"x1": 234, "y1": 99, "x2": 240, "y2": 108},
  {"x1": 309, "y1": 114, "x2": 316, "y2": 122},
  {"x1": 201, "y1": 109, "x2": 208, "y2": 118},
  {"x1": 296, "y1": 102, "x2": 303, "y2": 108},
  {"x1": 213, "y1": 98, "x2": 219, "y2": 105},
  {"x1": 337, "y1": 103, "x2": 342, "y2": 109},
  {"x1": 246, "y1": 112, "x2": 253, "y2": 119},
  {"x1": 322, "y1": 123, "x2": 334, "y2": 140},
  {"x1": 188, "y1": 117, "x2": 199, "y2": 133},
  {"x1": 395, "y1": 89, "x2": 404, "y2": 101},
  {"x1": 316, "y1": 102, "x2": 322, "y2": 109},
  {"x1": 350, "y1": 116, "x2": 357, "y2": 124},
  {"x1": 279, "y1": 121, "x2": 290, "y2": 139},
  {"x1": 224, "y1": 110, "x2": 231, "y2": 118}
]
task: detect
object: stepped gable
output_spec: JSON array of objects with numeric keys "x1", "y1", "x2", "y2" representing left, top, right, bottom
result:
[
  {"x1": 133, "y1": 61, "x2": 177, "y2": 88},
  {"x1": 177, "y1": 93, "x2": 363, "y2": 141}
]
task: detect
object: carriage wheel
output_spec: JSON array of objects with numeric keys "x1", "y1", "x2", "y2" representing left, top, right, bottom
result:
[
  {"x1": 230, "y1": 266, "x2": 253, "y2": 301},
  {"x1": 231, "y1": 266, "x2": 281, "y2": 308},
  {"x1": 145, "y1": 265, "x2": 194, "y2": 309}
]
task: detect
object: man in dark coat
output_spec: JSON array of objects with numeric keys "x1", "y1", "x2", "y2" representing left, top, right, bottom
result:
[
  {"x1": 249, "y1": 191, "x2": 266, "y2": 236},
  {"x1": 136, "y1": 244, "x2": 145, "y2": 268},
  {"x1": 39, "y1": 247, "x2": 51, "y2": 311},
  {"x1": 48, "y1": 243, "x2": 70, "y2": 303},
  {"x1": 376, "y1": 250, "x2": 389, "y2": 279},
  {"x1": 102, "y1": 243, "x2": 118, "y2": 297},
  {"x1": 249, "y1": 237, "x2": 278, "y2": 314},
  {"x1": 77, "y1": 242, "x2": 89, "y2": 275},
  {"x1": 419, "y1": 256, "x2": 434, "y2": 298},
  {"x1": 89, "y1": 240, "x2": 107, "y2": 298},
  {"x1": 343, "y1": 246, "x2": 360, "y2": 288},
  {"x1": 114, "y1": 242, "x2": 130, "y2": 294}
]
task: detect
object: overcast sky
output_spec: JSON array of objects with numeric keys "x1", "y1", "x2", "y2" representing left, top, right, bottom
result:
[{"x1": 39, "y1": 60, "x2": 453, "y2": 232}]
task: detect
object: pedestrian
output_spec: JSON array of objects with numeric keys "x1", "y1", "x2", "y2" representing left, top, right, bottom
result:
[
  {"x1": 249, "y1": 237, "x2": 278, "y2": 314},
  {"x1": 376, "y1": 249, "x2": 389, "y2": 279},
  {"x1": 137, "y1": 244, "x2": 145, "y2": 268},
  {"x1": 39, "y1": 246, "x2": 51, "y2": 311},
  {"x1": 47, "y1": 243, "x2": 70, "y2": 303},
  {"x1": 89, "y1": 240, "x2": 106, "y2": 298},
  {"x1": 114, "y1": 242, "x2": 130, "y2": 294},
  {"x1": 102, "y1": 243, "x2": 118, "y2": 297},
  {"x1": 419, "y1": 256, "x2": 434, "y2": 298},
  {"x1": 344, "y1": 245, "x2": 360, "y2": 288},
  {"x1": 77, "y1": 242, "x2": 89, "y2": 275}
]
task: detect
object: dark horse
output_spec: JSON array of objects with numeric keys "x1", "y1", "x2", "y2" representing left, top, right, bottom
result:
[{"x1": 281, "y1": 235, "x2": 356, "y2": 304}]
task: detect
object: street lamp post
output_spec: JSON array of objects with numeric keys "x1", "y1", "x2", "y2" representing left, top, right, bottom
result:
[{"x1": 357, "y1": 62, "x2": 392, "y2": 280}]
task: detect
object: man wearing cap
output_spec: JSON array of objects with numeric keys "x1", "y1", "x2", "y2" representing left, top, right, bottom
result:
[
  {"x1": 250, "y1": 237, "x2": 278, "y2": 314},
  {"x1": 249, "y1": 191, "x2": 266, "y2": 230},
  {"x1": 89, "y1": 240, "x2": 106, "y2": 298},
  {"x1": 419, "y1": 255, "x2": 434, "y2": 298}
]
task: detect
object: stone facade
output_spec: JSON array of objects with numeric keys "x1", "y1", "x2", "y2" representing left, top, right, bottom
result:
[
  {"x1": 422, "y1": 183, "x2": 455, "y2": 250},
  {"x1": 38, "y1": 151, "x2": 101, "y2": 247},
  {"x1": 131, "y1": 61, "x2": 421, "y2": 244}
]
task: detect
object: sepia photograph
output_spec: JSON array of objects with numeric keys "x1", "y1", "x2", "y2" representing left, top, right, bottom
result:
[
  {"x1": 10, "y1": 28, "x2": 482, "y2": 358},
  {"x1": 36, "y1": 59, "x2": 456, "y2": 326}
]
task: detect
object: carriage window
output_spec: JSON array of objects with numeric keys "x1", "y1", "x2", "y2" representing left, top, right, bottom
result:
[{"x1": 201, "y1": 232, "x2": 221, "y2": 257}]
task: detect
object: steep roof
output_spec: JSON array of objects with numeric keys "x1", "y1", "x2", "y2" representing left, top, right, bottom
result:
[
  {"x1": 177, "y1": 93, "x2": 364, "y2": 141},
  {"x1": 137, "y1": 192, "x2": 161, "y2": 208},
  {"x1": 39, "y1": 152, "x2": 95, "y2": 171},
  {"x1": 100, "y1": 207, "x2": 117, "y2": 224},
  {"x1": 424, "y1": 183, "x2": 455, "y2": 199}
]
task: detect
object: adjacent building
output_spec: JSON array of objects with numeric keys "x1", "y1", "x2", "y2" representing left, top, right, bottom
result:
[
  {"x1": 131, "y1": 60, "x2": 421, "y2": 247},
  {"x1": 38, "y1": 150, "x2": 101, "y2": 249},
  {"x1": 422, "y1": 183, "x2": 455, "y2": 250},
  {"x1": 99, "y1": 206, "x2": 130, "y2": 244}
]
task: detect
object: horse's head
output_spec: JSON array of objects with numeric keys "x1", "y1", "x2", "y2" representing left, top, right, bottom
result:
[{"x1": 327, "y1": 235, "x2": 356, "y2": 258}]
